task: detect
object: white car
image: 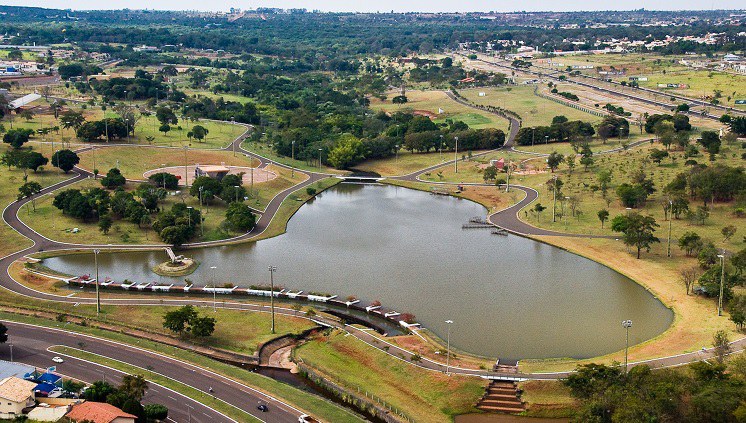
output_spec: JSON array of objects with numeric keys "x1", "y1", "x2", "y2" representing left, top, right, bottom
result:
[{"x1": 52, "y1": 356, "x2": 64, "y2": 363}]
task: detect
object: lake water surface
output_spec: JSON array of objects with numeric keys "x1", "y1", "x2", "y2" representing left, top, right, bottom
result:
[{"x1": 44, "y1": 183, "x2": 673, "y2": 360}]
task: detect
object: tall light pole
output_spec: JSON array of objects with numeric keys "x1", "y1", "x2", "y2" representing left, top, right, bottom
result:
[
  {"x1": 563, "y1": 196, "x2": 570, "y2": 229},
  {"x1": 198, "y1": 186, "x2": 204, "y2": 236},
  {"x1": 552, "y1": 175, "x2": 558, "y2": 223},
  {"x1": 9, "y1": 342, "x2": 13, "y2": 363},
  {"x1": 717, "y1": 254, "x2": 725, "y2": 316},
  {"x1": 439, "y1": 134, "x2": 443, "y2": 161},
  {"x1": 622, "y1": 319, "x2": 632, "y2": 373},
  {"x1": 445, "y1": 320, "x2": 453, "y2": 375},
  {"x1": 318, "y1": 148, "x2": 323, "y2": 169},
  {"x1": 545, "y1": 135, "x2": 549, "y2": 145},
  {"x1": 234, "y1": 185, "x2": 240, "y2": 203},
  {"x1": 93, "y1": 249, "x2": 101, "y2": 315},
  {"x1": 395, "y1": 145, "x2": 399, "y2": 162},
  {"x1": 667, "y1": 199, "x2": 673, "y2": 258},
  {"x1": 291, "y1": 140, "x2": 295, "y2": 178},
  {"x1": 210, "y1": 266, "x2": 217, "y2": 312},
  {"x1": 454, "y1": 136, "x2": 459, "y2": 173},
  {"x1": 184, "y1": 146, "x2": 189, "y2": 188},
  {"x1": 231, "y1": 116, "x2": 236, "y2": 157},
  {"x1": 268, "y1": 266, "x2": 277, "y2": 334},
  {"x1": 187, "y1": 206, "x2": 193, "y2": 227}
]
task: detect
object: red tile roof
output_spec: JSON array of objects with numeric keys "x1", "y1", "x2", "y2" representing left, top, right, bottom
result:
[{"x1": 66, "y1": 401, "x2": 137, "y2": 423}]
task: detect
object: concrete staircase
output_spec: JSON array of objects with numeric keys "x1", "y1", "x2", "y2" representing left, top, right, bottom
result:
[{"x1": 476, "y1": 380, "x2": 525, "y2": 414}]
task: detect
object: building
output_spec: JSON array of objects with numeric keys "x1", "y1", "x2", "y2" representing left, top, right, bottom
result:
[
  {"x1": 0, "y1": 376, "x2": 37, "y2": 419},
  {"x1": 194, "y1": 164, "x2": 230, "y2": 181},
  {"x1": 0, "y1": 360, "x2": 35, "y2": 380},
  {"x1": 65, "y1": 401, "x2": 137, "y2": 423}
]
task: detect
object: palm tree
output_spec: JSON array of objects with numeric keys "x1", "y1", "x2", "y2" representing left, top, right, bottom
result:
[{"x1": 119, "y1": 374, "x2": 148, "y2": 402}]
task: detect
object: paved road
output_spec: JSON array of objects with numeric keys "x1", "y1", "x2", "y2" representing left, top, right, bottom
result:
[{"x1": 1, "y1": 321, "x2": 301, "y2": 422}]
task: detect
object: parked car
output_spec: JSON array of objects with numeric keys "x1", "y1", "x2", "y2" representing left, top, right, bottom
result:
[
  {"x1": 52, "y1": 356, "x2": 64, "y2": 363},
  {"x1": 299, "y1": 414, "x2": 319, "y2": 422}
]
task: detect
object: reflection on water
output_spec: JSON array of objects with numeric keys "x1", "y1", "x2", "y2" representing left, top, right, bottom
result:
[{"x1": 44, "y1": 183, "x2": 673, "y2": 360}]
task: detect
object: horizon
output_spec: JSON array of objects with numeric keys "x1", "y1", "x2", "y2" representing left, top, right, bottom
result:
[{"x1": 1, "y1": 1, "x2": 744, "y2": 13}]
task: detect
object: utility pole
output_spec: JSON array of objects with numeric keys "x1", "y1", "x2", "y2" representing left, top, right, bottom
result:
[
  {"x1": 268, "y1": 266, "x2": 277, "y2": 334},
  {"x1": 445, "y1": 320, "x2": 453, "y2": 375},
  {"x1": 552, "y1": 175, "x2": 558, "y2": 223},
  {"x1": 93, "y1": 249, "x2": 101, "y2": 314},
  {"x1": 717, "y1": 253, "x2": 725, "y2": 316},
  {"x1": 454, "y1": 136, "x2": 459, "y2": 173},
  {"x1": 667, "y1": 199, "x2": 672, "y2": 258},
  {"x1": 622, "y1": 319, "x2": 632, "y2": 373},
  {"x1": 231, "y1": 117, "x2": 236, "y2": 157},
  {"x1": 291, "y1": 140, "x2": 295, "y2": 178},
  {"x1": 210, "y1": 266, "x2": 217, "y2": 312}
]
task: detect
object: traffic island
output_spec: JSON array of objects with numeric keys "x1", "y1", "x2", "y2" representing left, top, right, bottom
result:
[{"x1": 152, "y1": 258, "x2": 199, "y2": 277}]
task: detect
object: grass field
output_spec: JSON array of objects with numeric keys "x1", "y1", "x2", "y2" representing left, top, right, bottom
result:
[
  {"x1": 77, "y1": 146, "x2": 260, "y2": 181},
  {"x1": 240, "y1": 139, "x2": 346, "y2": 174},
  {"x1": 6, "y1": 102, "x2": 246, "y2": 150},
  {"x1": 459, "y1": 85, "x2": 601, "y2": 127},
  {"x1": 517, "y1": 380, "x2": 575, "y2": 418},
  {"x1": 353, "y1": 148, "x2": 492, "y2": 176},
  {"x1": 294, "y1": 330, "x2": 487, "y2": 423},
  {"x1": 370, "y1": 89, "x2": 509, "y2": 131},
  {"x1": 636, "y1": 69, "x2": 746, "y2": 108}
]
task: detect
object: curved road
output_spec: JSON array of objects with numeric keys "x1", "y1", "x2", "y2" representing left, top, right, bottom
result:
[
  {"x1": 1, "y1": 321, "x2": 301, "y2": 422},
  {"x1": 0, "y1": 110, "x2": 744, "y2": 390}
]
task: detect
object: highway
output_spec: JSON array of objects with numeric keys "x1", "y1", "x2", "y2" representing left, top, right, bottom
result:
[{"x1": 1, "y1": 321, "x2": 303, "y2": 422}]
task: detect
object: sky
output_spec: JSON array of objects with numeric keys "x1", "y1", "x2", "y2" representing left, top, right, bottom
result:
[{"x1": 0, "y1": 0, "x2": 739, "y2": 13}]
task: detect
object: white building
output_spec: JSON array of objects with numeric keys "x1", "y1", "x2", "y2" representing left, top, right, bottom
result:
[{"x1": 0, "y1": 376, "x2": 37, "y2": 419}]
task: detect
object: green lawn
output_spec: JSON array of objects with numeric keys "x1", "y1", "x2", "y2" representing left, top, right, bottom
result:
[
  {"x1": 295, "y1": 330, "x2": 486, "y2": 423},
  {"x1": 459, "y1": 85, "x2": 601, "y2": 127}
]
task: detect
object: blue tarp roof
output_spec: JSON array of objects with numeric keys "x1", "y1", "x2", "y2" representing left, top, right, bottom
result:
[
  {"x1": 0, "y1": 360, "x2": 35, "y2": 380},
  {"x1": 37, "y1": 373, "x2": 61, "y2": 385},
  {"x1": 34, "y1": 383, "x2": 59, "y2": 395}
]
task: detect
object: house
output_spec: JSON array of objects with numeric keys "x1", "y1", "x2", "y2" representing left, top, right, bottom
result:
[
  {"x1": 65, "y1": 401, "x2": 137, "y2": 423},
  {"x1": 194, "y1": 164, "x2": 230, "y2": 181},
  {"x1": 0, "y1": 376, "x2": 37, "y2": 419},
  {"x1": 0, "y1": 360, "x2": 35, "y2": 380}
]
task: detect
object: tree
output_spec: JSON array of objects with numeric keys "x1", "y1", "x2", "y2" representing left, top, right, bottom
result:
[
  {"x1": 597, "y1": 209, "x2": 609, "y2": 228},
  {"x1": 546, "y1": 151, "x2": 564, "y2": 172},
  {"x1": 3, "y1": 128, "x2": 32, "y2": 148},
  {"x1": 7, "y1": 48, "x2": 22, "y2": 60},
  {"x1": 155, "y1": 106, "x2": 178, "y2": 125},
  {"x1": 191, "y1": 125, "x2": 208, "y2": 142},
  {"x1": 158, "y1": 123, "x2": 171, "y2": 136},
  {"x1": 148, "y1": 172, "x2": 179, "y2": 190},
  {"x1": 100, "y1": 168, "x2": 126, "y2": 189},
  {"x1": 52, "y1": 149, "x2": 80, "y2": 173},
  {"x1": 712, "y1": 330, "x2": 731, "y2": 364},
  {"x1": 189, "y1": 176, "x2": 221, "y2": 203},
  {"x1": 82, "y1": 380, "x2": 116, "y2": 402},
  {"x1": 533, "y1": 203, "x2": 546, "y2": 222},
  {"x1": 159, "y1": 224, "x2": 192, "y2": 246},
  {"x1": 18, "y1": 181, "x2": 42, "y2": 210},
  {"x1": 649, "y1": 148, "x2": 669, "y2": 165},
  {"x1": 392, "y1": 95, "x2": 408, "y2": 105},
  {"x1": 728, "y1": 116, "x2": 746, "y2": 136},
  {"x1": 616, "y1": 183, "x2": 648, "y2": 208},
  {"x1": 680, "y1": 266, "x2": 699, "y2": 295},
  {"x1": 225, "y1": 202, "x2": 256, "y2": 232},
  {"x1": 20, "y1": 151, "x2": 48, "y2": 173},
  {"x1": 60, "y1": 110, "x2": 85, "y2": 133},
  {"x1": 483, "y1": 165, "x2": 498, "y2": 183},
  {"x1": 611, "y1": 213, "x2": 660, "y2": 259},
  {"x1": 162, "y1": 305, "x2": 198, "y2": 335},
  {"x1": 698, "y1": 131, "x2": 721, "y2": 158},
  {"x1": 722, "y1": 225, "x2": 737, "y2": 242},
  {"x1": 328, "y1": 134, "x2": 366, "y2": 169},
  {"x1": 678, "y1": 231, "x2": 704, "y2": 256},
  {"x1": 98, "y1": 214, "x2": 113, "y2": 235},
  {"x1": 190, "y1": 316, "x2": 216, "y2": 337},
  {"x1": 119, "y1": 374, "x2": 148, "y2": 402},
  {"x1": 144, "y1": 404, "x2": 169, "y2": 421},
  {"x1": 0, "y1": 322, "x2": 7, "y2": 343}
]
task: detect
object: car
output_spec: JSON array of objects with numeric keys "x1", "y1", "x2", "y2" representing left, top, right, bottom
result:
[
  {"x1": 52, "y1": 356, "x2": 64, "y2": 363},
  {"x1": 299, "y1": 415, "x2": 319, "y2": 423},
  {"x1": 257, "y1": 404, "x2": 269, "y2": 412}
]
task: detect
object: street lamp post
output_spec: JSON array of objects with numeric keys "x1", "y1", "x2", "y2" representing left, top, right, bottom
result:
[
  {"x1": 552, "y1": 175, "x2": 558, "y2": 223},
  {"x1": 563, "y1": 196, "x2": 570, "y2": 228},
  {"x1": 184, "y1": 146, "x2": 189, "y2": 188},
  {"x1": 210, "y1": 266, "x2": 217, "y2": 312},
  {"x1": 93, "y1": 249, "x2": 101, "y2": 314},
  {"x1": 318, "y1": 148, "x2": 323, "y2": 169},
  {"x1": 234, "y1": 185, "x2": 240, "y2": 202},
  {"x1": 268, "y1": 266, "x2": 277, "y2": 334},
  {"x1": 545, "y1": 135, "x2": 549, "y2": 145},
  {"x1": 717, "y1": 254, "x2": 725, "y2": 316},
  {"x1": 291, "y1": 140, "x2": 295, "y2": 178},
  {"x1": 395, "y1": 145, "x2": 399, "y2": 162},
  {"x1": 454, "y1": 136, "x2": 459, "y2": 173},
  {"x1": 667, "y1": 199, "x2": 673, "y2": 258},
  {"x1": 622, "y1": 319, "x2": 632, "y2": 373},
  {"x1": 231, "y1": 117, "x2": 236, "y2": 157},
  {"x1": 439, "y1": 134, "x2": 443, "y2": 161},
  {"x1": 187, "y1": 206, "x2": 193, "y2": 227},
  {"x1": 445, "y1": 320, "x2": 453, "y2": 375},
  {"x1": 9, "y1": 342, "x2": 13, "y2": 363}
]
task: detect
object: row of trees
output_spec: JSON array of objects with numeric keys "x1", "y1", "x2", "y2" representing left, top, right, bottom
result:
[{"x1": 82, "y1": 375, "x2": 168, "y2": 422}]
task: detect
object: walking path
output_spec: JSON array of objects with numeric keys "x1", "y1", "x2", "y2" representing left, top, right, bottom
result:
[{"x1": 1, "y1": 115, "x2": 744, "y2": 384}]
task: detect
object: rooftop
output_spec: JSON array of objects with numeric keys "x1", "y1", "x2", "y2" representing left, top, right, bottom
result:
[
  {"x1": 0, "y1": 376, "x2": 37, "y2": 402},
  {"x1": 66, "y1": 401, "x2": 137, "y2": 423}
]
